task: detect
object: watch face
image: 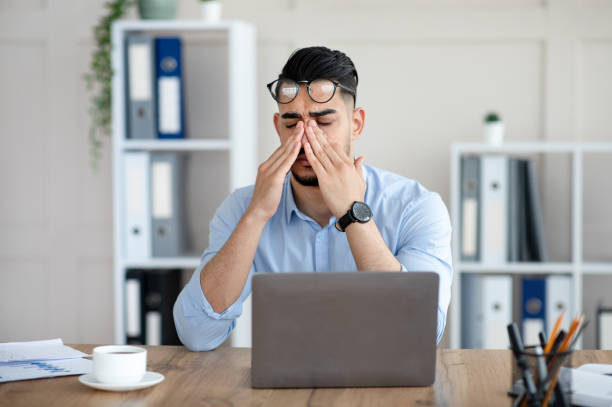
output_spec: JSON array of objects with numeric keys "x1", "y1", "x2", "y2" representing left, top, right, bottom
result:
[{"x1": 351, "y1": 202, "x2": 372, "y2": 222}]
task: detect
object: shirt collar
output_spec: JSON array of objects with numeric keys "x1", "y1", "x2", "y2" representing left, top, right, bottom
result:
[{"x1": 283, "y1": 175, "x2": 299, "y2": 224}]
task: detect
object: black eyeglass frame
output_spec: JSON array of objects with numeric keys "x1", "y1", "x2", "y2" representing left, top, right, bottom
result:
[{"x1": 266, "y1": 78, "x2": 356, "y2": 104}]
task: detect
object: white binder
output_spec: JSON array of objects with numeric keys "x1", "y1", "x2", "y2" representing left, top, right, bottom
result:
[
  {"x1": 482, "y1": 275, "x2": 512, "y2": 349},
  {"x1": 124, "y1": 152, "x2": 152, "y2": 260},
  {"x1": 125, "y1": 271, "x2": 143, "y2": 339},
  {"x1": 462, "y1": 274, "x2": 512, "y2": 349},
  {"x1": 598, "y1": 309, "x2": 612, "y2": 349},
  {"x1": 480, "y1": 155, "x2": 508, "y2": 264},
  {"x1": 546, "y1": 275, "x2": 572, "y2": 336},
  {"x1": 145, "y1": 311, "x2": 162, "y2": 346}
]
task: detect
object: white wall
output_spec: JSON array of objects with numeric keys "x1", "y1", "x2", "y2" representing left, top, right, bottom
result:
[{"x1": 0, "y1": 0, "x2": 611, "y2": 348}]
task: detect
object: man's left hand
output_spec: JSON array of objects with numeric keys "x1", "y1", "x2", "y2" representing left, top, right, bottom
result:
[{"x1": 302, "y1": 120, "x2": 366, "y2": 219}]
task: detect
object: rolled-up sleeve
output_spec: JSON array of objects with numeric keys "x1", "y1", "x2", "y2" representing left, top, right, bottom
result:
[
  {"x1": 173, "y1": 191, "x2": 254, "y2": 351},
  {"x1": 395, "y1": 192, "x2": 453, "y2": 344}
]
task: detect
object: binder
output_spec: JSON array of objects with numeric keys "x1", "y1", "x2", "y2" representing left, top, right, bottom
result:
[
  {"x1": 125, "y1": 270, "x2": 145, "y2": 344},
  {"x1": 480, "y1": 155, "x2": 508, "y2": 264},
  {"x1": 143, "y1": 269, "x2": 182, "y2": 345},
  {"x1": 597, "y1": 306, "x2": 612, "y2": 349},
  {"x1": 507, "y1": 158, "x2": 524, "y2": 262},
  {"x1": 126, "y1": 34, "x2": 156, "y2": 139},
  {"x1": 460, "y1": 156, "x2": 480, "y2": 261},
  {"x1": 150, "y1": 153, "x2": 185, "y2": 257},
  {"x1": 482, "y1": 275, "x2": 512, "y2": 349},
  {"x1": 546, "y1": 275, "x2": 572, "y2": 336},
  {"x1": 155, "y1": 37, "x2": 185, "y2": 139},
  {"x1": 145, "y1": 311, "x2": 162, "y2": 346},
  {"x1": 462, "y1": 274, "x2": 512, "y2": 349},
  {"x1": 124, "y1": 152, "x2": 152, "y2": 260},
  {"x1": 524, "y1": 160, "x2": 548, "y2": 261},
  {"x1": 521, "y1": 276, "x2": 546, "y2": 345},
  {"x1": 461, "y1": 273, "x2": 483, "y2": 348}
]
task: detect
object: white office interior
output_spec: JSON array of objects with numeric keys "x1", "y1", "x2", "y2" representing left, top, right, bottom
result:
[{"x1": 1, "y1": 0, "x2": 611, "y2": 352}]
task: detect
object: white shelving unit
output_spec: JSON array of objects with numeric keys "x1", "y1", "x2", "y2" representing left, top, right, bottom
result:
[
  {"x1": 111, "y1": 20, "x2": 257, "y2": 346},
  {"x1": 450, "y1": 142, "x2": 612, "y2": 349}
]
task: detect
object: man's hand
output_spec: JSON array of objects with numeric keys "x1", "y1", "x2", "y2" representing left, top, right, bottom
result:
[
  {"x1": 302, "y1": 120, "x2": 366, "y2": 218},
  {"x1": 246, "y1": 121, "x2": 303, "y2": 222}
]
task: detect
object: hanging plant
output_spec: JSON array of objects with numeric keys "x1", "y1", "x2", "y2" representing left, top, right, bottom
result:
[{"x1": 84, "y1": 0, "x2": 135, "y2": 171}]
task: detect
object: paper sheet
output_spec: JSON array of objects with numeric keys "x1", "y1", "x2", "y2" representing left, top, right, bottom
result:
[
  {"x1": 0, "y1": 338, "x2": 88, "y2": 363},
  {"x1": 0, "y1": 358, "x2": 92, "y2": 382},
  {"x1": 0, "y1": 338, "x2": 92, "y2": 382}
]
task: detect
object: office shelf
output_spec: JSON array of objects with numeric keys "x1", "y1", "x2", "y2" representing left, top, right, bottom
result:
[
  {"x1": 111, "y1": 20, "x2": 256, "y2": 347},
  {"x1": 122, "y1": 256, "x2": 202, "y2": 270},
  {"x1": 121, "y1": 139, "x2": 232, "y2": 152},
  {"x1": 456, "y1": 262, "x2": 574, "y2": 274},
  {"x1": 449, "y1": 142, "x2": 612, "y2": 349}
]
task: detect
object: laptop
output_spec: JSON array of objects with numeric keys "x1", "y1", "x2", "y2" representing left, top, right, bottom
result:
[{"x1": 251, "y1": 271, "x2": 439, "y2": 388}]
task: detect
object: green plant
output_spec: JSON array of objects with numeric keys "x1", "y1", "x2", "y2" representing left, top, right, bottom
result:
[
  {"x1": 84, "y1": 0, "x2": 135, "y2": 171},
  {"x1": 484, "y1": 112, "x2": 501, "y2": 123}
]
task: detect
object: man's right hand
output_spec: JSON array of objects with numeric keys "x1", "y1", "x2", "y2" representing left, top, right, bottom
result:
[{"x1": 246, "y1": 121, "x2": 304, "y2": 222}]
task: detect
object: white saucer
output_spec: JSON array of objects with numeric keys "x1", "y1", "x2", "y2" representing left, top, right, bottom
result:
[{"x1": 78, "y1": 371, "x2": 164, "y2": 392}]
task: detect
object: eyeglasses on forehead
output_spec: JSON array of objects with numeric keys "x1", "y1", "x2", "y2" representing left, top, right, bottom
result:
[{"x1": 266, "y1": 78, "x2": 355, "y2": 104}]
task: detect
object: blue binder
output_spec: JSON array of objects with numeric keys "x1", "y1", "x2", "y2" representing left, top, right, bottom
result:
[
  {"x1": 155, "y1": 37, "x2": 185, "y2": 139},
  {"x1": 521, "y1": 276, "x2": 547, "y2": 345}
]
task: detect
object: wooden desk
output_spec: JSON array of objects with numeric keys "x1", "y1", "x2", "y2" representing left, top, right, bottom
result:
[{"x1": 1, "y1": 346, "x2": 611, "y2": 406}]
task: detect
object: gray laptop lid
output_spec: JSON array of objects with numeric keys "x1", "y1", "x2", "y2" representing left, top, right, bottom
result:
[{"x1": 251, "y1": 271, "x2": 439, "y2": 388}]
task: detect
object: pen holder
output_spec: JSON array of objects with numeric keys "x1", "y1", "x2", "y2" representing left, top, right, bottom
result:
[{"x1": 509, "y1": 346, "x2": 573, "y2": 407}]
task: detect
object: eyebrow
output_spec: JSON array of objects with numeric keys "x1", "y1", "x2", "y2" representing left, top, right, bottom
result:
[{"x1": 281, "y1": 109, "x2": 337, "y2": 119}]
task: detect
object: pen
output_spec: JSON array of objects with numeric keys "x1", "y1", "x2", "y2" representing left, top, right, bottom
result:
[
  {"x1": 534, "y1": 346, "x2": 547, "y2": 384},
  {"x1": 507, "y1": 323, "x2": 538, "y2": 405},
  {"x1": 546, "y1": 330, "x2": 566, "y2": 364},
  {"x1": 538, "y1": 332, "x2": 547, "y2": 348}
]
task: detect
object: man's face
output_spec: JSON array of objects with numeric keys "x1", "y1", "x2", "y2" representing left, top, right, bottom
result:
[{"x1": 273, "y1": 85, "x2": 355, "y2": 186}]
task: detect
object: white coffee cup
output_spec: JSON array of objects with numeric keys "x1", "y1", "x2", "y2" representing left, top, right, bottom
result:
[{"x1": 93, "y1": 345, "x2": 147, "y2": 385}]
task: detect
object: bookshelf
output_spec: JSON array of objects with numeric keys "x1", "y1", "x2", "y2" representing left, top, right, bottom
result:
[
  {"x1": 111, "y1": 20, "x2": 256, "y2": 346},
  {"x1": 450, "y1": 142, "x2": 612, "y2": 349}
]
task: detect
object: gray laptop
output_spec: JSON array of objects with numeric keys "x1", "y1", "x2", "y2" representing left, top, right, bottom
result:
[{"x1": 251, "y1": 271, "x2": 439, "y2": 388}]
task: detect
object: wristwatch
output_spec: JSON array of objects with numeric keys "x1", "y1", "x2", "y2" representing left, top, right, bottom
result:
[{"x1": 335, "y1": 201, "x2": 372, "y2": 232}]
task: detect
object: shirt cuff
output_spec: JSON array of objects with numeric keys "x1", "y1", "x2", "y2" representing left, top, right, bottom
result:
[{"x1": 186, "y1": 266, "x2": 243, "y2": 321}]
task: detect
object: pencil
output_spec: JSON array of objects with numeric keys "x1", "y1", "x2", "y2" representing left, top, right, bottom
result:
[
  {"x1": 541, "y1": 314, "x2": 584, "y2": 406},
  {"x1": 544, "y1": 311, "x2": 564, "y2": 354}
]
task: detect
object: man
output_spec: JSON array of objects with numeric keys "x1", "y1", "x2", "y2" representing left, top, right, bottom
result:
[{"x1": 174, "y1": 46, "x2": 452, "y2": 351}]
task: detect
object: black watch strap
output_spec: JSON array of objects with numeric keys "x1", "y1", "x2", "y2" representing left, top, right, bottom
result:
[
  {"x1": 335, "y1": 201, "x2": 372, "y2": 232},
  {"x1": 335, "y1": 211, "x2": 356, "y2": 232}
]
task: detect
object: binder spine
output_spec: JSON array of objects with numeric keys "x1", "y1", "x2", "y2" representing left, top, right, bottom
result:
[
  {"x1": 126, "y1": 35, "x2": 156, "y2": 139},
  {"x1": 460, "y1": 156, "x2": 480, "y2": 262},
  {"x1": 155, "y1": 37, "x2": 185, "y2": 139}
]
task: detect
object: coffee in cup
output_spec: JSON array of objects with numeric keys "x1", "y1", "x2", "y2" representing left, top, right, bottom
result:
[{"x1": 92, "y1": 345, "x2": 147, "y2": 385}]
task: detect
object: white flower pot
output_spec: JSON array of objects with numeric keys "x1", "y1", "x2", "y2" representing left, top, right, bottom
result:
[
  {"x1": 200, "y1": 1, "x2": 222, "y2": 22},
  {"x1": 484, "y1": 121, "x2": 504, "y2": 145}
]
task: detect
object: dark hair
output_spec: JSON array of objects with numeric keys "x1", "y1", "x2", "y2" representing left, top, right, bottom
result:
[{"x1": 278, "y1": 46, "x2": 358, "y2": 106}]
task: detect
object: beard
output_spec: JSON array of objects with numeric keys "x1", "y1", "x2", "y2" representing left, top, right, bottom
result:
[{"x1": 291, "y1": 169, "x2": 319, "y2": 187}]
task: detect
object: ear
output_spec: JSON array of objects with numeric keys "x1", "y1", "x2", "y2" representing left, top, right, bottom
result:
[
  {"x1": 273, "y1": 112, "x2": 281, "y2": 139},
  {"x1": 351, "y1": 107, "x2": 365, "y2": 141}
]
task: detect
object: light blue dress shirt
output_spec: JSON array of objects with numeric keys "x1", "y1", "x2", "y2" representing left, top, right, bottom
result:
[{"x1": 174, "y1": 164, "x2": 453, "y2": 351}]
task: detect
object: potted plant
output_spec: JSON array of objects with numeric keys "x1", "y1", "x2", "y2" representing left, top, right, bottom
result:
[
  {"x1": 138, "y1": 0, "x2": 178, "y2": 20},
  {"x1": 483, "y1": 112, "x2": 504, "y2": 145},
  {"x1": 85, "y1": 0, "x2": 182, "y2": 170}
]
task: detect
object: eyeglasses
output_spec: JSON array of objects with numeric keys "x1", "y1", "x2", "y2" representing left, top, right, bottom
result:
[{"x1": 266, "y1": 78, "x2": 355, "y2": 104}]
